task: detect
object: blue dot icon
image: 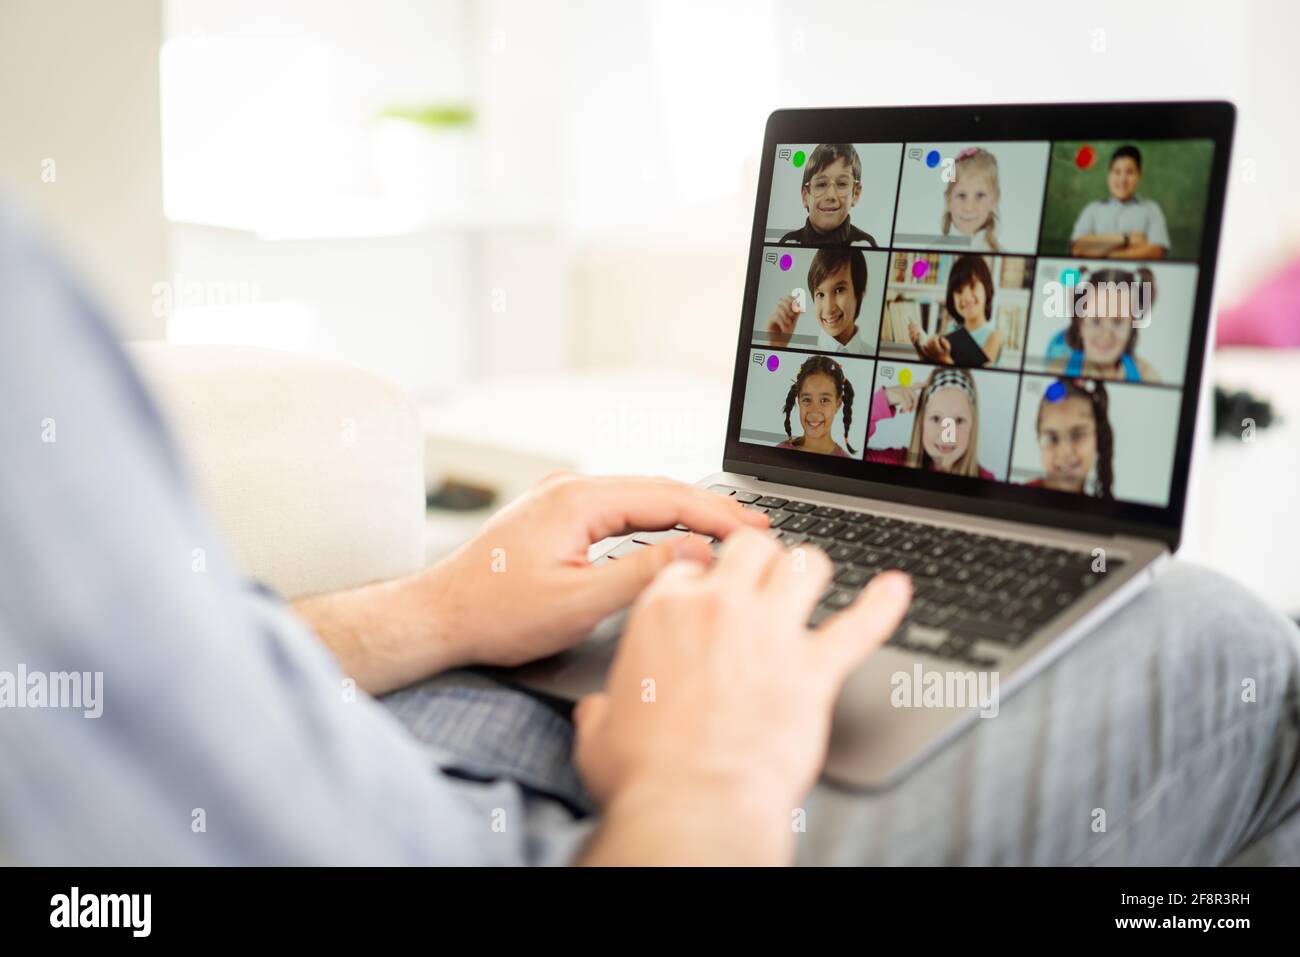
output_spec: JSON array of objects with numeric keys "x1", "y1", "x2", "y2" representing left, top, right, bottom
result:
[
  {"x1": 925, "y1": 150, "x2": 941, "y2": 168},
  {"x1": 1045, "y1": 382, "x2": 1067, "y2": 403}
]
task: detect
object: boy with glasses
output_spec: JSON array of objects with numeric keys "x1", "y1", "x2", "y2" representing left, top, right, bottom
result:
[{"x1": 779, "y1": 143, "x2": 879, "y2": 248}]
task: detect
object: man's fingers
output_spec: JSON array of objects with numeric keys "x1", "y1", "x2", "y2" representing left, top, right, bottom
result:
[
  {"x1": 713, "y1": 525, "x2": 782, "y2": 587},
  {"x1": 812, "y1": 571, "x2": 912, "y2": 683},
  {"x1": 578, "y1": 477, "x2": 768, "y2": 543},
  {"x1": 761, "y1": 544, "x2": 833, "y2": 622}
]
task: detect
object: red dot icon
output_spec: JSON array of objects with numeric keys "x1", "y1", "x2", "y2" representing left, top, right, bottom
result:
[{"x1": 1075, "y1": 145, "x2": 1096, "y2": 169}]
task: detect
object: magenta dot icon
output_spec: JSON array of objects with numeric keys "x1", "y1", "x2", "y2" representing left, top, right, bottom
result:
[
  {"x1": 911, "y1": 259, "x2": 929, "y2": 280},
  {"x1": 766, "y1": 355, "x2": 780, "y2": 372},
  {"x1": 779, "y1": 254, "x2": 793, "y2": 271}
]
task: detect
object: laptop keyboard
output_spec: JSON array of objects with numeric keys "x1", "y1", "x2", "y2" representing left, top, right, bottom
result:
[{"x1": 613, "y1": 484, "x2": 1123, "y2": 668}]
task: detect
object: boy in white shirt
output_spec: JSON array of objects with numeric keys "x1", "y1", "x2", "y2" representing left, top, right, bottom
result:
[{"x1": 765, "y1": 247, "x2": 873, "y2": 355}]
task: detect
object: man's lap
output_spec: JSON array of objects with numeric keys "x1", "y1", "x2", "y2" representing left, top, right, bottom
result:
[{"x1": 380, "y1": 561, "x2": 1300, "y2": 865}]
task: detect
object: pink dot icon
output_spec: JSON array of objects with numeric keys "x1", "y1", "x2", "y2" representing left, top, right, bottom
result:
[
  {"x1": 779, "y1": 254, "x2": 793, "y2": 271},
  {"x1": 766, "y1": 355, "x2": 780, "y2": 372},
  {"x1": 912, "y1": 260, "x2": 929, "y2": 280}
]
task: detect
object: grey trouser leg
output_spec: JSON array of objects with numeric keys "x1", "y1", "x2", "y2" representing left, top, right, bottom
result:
[{"x1": 797, "y1": 562, "x2": 1300, "y2": 865}]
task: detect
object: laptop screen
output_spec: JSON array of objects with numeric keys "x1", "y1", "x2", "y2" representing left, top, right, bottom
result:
[{"x1": 727, "y1": 104, "x2": 1233, "y2": 542}]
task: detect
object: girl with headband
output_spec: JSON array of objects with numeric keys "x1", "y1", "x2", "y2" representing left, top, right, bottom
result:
[{"x1": 866, "y1": 366, "x2": 993, "y2": 478}]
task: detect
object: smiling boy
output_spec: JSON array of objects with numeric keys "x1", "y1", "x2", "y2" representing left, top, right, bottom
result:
[
  {"x1": 1069, "y1": 145, "x2": 1170, "y2": 260},
  {"x1": 764, "y1": 248, "x2": 872, "y2": 355},
  {"x1": 809, "y1": 247, "x2": 871, "y2": 354},
  {"x1": 779, "y1": 143, "x2": 879, "y2": 247}
]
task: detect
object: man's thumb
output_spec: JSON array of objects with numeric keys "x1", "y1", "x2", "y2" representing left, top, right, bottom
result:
[
  {"x1": 573, "y1": 691, "x2": 610, "y2": 736},
  {"x1": 589, "y1": 535, "x2": 711, "y2": 609}
]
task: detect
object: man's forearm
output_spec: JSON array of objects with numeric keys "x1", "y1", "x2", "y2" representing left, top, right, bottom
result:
[{"x1": 292, "y1": 569, "x2": 468, "y2": 695}]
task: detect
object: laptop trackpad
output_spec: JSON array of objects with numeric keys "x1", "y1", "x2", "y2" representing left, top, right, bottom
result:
[{"x1": 503, "y1": 608, "x2": 628, "y2": 700}]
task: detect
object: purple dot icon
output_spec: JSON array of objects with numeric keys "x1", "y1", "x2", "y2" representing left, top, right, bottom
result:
[
  {"x1": 766, "y1": 355, "x2": 780, "y2": 372},
  {"x1": 911, "y1": 259, "x2": 929, "y2": 280},
  {"x1": 779, "y1": 254, "x2": 793, "y2": 271}
]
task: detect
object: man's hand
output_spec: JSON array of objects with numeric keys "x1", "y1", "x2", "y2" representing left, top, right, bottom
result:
[
  {"x1": 425, "y1": 474, "x2": 769, "y2": 670},
  {"x1": 295, "y1": 474, "x2": 769, "y2": 695},
  {"x1": 574, "y1": 528, "x2": 911, "y2": 865}
]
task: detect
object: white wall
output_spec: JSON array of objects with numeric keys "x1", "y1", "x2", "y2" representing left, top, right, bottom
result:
[
  {"x1": 474, "y1": 0, "x2": 1300, "y2": 381},
  {"x1": 11, "y1": 0, "x2": 1293, "y2": 384},
  {"x1": 0, "y1": 0, "x2": 168, "y2": 340}
]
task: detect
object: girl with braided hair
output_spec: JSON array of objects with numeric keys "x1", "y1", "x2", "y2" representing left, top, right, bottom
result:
[
  {"x1": 775, "y1": 355, "x2": 856, "y2": 457},
  {"x1": 1024, "y1": 379, "x2": 1115, "y2": 499},
  {"x1": 865, "y1": 366, "x2": 995, "y2": 478}
]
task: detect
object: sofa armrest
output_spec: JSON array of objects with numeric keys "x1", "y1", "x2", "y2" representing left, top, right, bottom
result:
[{"x1": 129, "y1": 343, "x2": 426, "y2": 600}]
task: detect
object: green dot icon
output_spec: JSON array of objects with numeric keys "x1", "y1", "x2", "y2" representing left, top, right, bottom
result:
[{"x1": 792, "y1": 150, "x2": 806, "y2": 167}]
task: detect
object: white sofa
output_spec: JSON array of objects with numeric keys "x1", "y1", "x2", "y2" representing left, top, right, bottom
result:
[{"x1": 129, "y1": 343, "x2": 427, "y2": 600}]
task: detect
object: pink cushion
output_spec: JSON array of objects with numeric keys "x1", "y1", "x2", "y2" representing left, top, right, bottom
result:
[{"x1": 1217, "y1": 257, "x2": 1300, "y2": 348}]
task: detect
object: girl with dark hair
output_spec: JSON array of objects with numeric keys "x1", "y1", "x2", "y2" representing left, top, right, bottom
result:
[
  {"x1": 1046, "y1": 267, "x2": 1161, "y2": 383},
  {"x1": 1024, "y1": 379, "x2": 1115, "y2": 499},
  {"x1": 908, "y1": 254, "x2": 1003, "y2": 367},
  {"x1": 776, "y1": 355, "x2": 856, "y2": 457}
]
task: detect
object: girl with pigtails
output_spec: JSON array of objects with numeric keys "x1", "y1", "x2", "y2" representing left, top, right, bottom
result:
[
  {"x1": 1024, "y1": 378, "x2": 1116, "y2": 499},
  {"x1": 775, "y1": 355, "x2": 857, "y2": 457}
]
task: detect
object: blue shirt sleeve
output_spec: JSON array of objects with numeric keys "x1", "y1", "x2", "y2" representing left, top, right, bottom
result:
[{"x1": 0, "y1": 201, "x2": 531, "y2": 865}]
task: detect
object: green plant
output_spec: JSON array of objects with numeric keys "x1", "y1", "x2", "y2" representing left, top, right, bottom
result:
[{"x1": 378, "y1": 103, "x2": 475, "y2": 129}]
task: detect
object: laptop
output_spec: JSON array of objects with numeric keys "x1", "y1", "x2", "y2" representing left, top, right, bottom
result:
[{"x1": 506, "y1": 101, "x2": 1235, "y2": 789}]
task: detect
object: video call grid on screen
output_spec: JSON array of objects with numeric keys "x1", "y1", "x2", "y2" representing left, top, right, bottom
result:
[{"x1": 741, "y1": 135, "x2": 1216, "y2": 509}]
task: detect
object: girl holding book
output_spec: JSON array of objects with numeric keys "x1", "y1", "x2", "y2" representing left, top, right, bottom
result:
[{"x1": 907, "y1": 254, "x2": 1003, "y2": 367}]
